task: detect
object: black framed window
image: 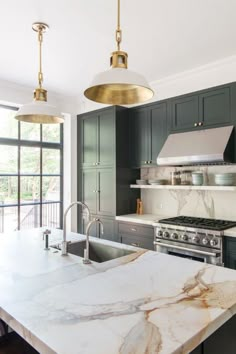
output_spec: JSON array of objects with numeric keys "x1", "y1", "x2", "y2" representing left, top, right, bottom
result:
[{"x1": 0, "y1": 105, "x2": 63, "y2": 232}]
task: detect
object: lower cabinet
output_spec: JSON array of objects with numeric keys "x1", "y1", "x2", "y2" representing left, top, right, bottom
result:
[
  {"x1": 190, "y1": 315, "x2": 236, "y2": 354},
  {"x1": 118, "y1": 222, "x2": 154, "y2": 250},
  {"x1": 78, "y1": 213, "x2": 118, "y2": 242},
  {"x1": 223, "y1": 236, "x2": 236, "y2": 269}
]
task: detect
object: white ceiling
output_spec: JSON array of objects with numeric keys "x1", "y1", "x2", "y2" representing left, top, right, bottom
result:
[{"x1": 1, "y1": 0, "x2": 236, "y2": 98}]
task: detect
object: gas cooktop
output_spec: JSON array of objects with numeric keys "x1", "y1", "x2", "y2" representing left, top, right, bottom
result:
[{"x1": 158, "y1": 216, "x2": 236, "y2": 231}]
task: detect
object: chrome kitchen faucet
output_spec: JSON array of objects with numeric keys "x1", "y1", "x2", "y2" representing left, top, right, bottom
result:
[
  {"x1": 83, "y1": 218, "x2": 104, "y2": 264},
  {"x1": 62, "y1": 201, "x2": 91, "y2": 256}
]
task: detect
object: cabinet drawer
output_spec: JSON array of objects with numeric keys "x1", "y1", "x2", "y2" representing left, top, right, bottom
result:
[
  {"x1": 118, "y1": 222, "x2": 154, "y2": 238},
  {"x1": 120, "y1": 234, "x2": 154, "y2": 250}
]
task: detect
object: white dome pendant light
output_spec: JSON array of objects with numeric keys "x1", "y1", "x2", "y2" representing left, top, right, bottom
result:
[
  {"x1": 15, "y1": 22, "x2": 64, "y2": 124},
  {"x1": 84, "y1": 0, "x2": 154, "y2": 105}
]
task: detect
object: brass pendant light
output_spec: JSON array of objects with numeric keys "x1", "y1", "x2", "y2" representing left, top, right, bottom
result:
[
  {"x1": 84, "y1": 0, "x2": 154, "y2": 105},
  {"x1": 15, "y1": 22, "x2": 64, "y2": 124}
]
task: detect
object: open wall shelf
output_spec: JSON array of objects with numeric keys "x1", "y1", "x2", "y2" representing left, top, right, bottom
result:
[{"x1": 130, "y1": 184, "x2": 236, "y2": 192}]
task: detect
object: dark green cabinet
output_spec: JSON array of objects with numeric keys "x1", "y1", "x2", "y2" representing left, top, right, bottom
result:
[
  {"x1": 81, "y1": 168, "x2": 114, "y2": 217},
  {"x1": 78, "y1": 106, "x2": 140, "y2": 236},
  {"x1": 170, "y1": 85, "x2": 232, "y2": 132},
  {"x1": 80, "y1": 110, "x2": 115, "y2": 168},
  {"x1": 82, "y1": 169, "x2": 97, "y2": 214},
  {"x1": 223, "y1": 236, "x2": 236, "y2": 269},
  {"x1": 130, "y1": 107, "x2": 149, "y2": 167},
  {"x1": 118, "y1": 221, "x2": 154, "y2": 250},
  {"x1": 199, "y1": 87, "x2": 231, "y2": 128},
  {"x1": 171, "y1": 95, "x2": 199, "y2": 131},
  {"x1": 130, "y1": 102, "x2": 167, "y2": 167},
  {"x1": 97, "y1": 168, "x2": 114, "y2": 216}
]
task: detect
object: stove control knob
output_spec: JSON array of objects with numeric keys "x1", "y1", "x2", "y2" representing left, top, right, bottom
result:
[
  {"x1": 171, "y1": 232, "x2": 178, "y2": 240},
  {"x1": 202, "y1": 237, "x2": 209, "y2": 245},
  {"x1": 181, "y1": 233, "x2": 188, "y2": 241},
  {"x1": 192, "y1": 235, "x2": 200, "y2": 243},
  {"x1": 157, "y1": 230, "x2": 163, "y2": 237},
  {"x1": 210, "y1": 238, "x2": 218, "y2": 247},
  {"x1": 163, "y1": 231, "x2": 170, "y2": 238}
]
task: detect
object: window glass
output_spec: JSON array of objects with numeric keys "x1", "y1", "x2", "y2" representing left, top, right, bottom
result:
[
  {"x1": 42, "y1": 149, "x2": 60, "y2": 174},
  {"x1": 0, "y1": 206, "x2": 18, "y2": 232},
  {"x1": 20, "y1": 177, "x2": 40, "y2": 203},
  {"x1": 21, "y1": 147, "x2": 40, "y2": 174},
  {"x1": 20, "y1": 204, "x2": 40, "y2": 229},
  {"x1": 42, "y1": 124, "x2": 60, "y2": 143},
  {"x1": 42, "y1": 176, "x2": 60, "y2": 202},
  {"x1": 0, "y1": 176, "x2": 18, "y2": 205},
  {"x1": 0, "y1": 107, "x2": 18, "y2": 139},
  {"x1": 0, "y1": 146, "x2": 18, "y2": 174},
  {"x1": 20, "y1": 122, "x2": 40, "y2": 141},
  {"x1": 42, "y1": 203, "x2": 60, "y2": 229}
]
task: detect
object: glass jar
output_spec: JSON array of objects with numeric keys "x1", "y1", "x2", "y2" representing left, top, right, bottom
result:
[
  {"x1": 170, "y1": 171, "x2": 181, "y2": 185},
  {"x1": 180, "y1": 170, "x2": 192, "y2": 185}
]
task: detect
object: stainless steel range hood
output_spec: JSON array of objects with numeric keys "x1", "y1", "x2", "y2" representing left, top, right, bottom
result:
[{"x1": 157, "y1": 125, "x2": 234, "y2": 166}]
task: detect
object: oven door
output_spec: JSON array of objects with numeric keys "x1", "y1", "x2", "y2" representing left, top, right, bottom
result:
[{"x1": 154, "y1": 239, "x2": 223, "y2": 265}]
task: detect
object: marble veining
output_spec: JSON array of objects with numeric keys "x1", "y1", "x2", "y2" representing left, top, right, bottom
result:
[
  {"x1": 140, "y1": 165, "x2": 236, "y2": 220},
  {"x1": 1, "y1": 229, "x2": 236, "y2": 353}
]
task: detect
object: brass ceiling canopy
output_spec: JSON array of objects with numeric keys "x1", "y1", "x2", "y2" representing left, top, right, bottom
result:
[
  {"x1": 15, "y1": 22, "x2": 64, "y2": 124},
  {"x1": 84, "y1": 0, "x2": 154, "y2": 105}
]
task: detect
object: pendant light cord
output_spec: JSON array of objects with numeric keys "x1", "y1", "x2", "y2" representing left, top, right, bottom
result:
[
  {"x1": 116, "y1": 0, "x2": 122, "y2": 51},
  {"x1": 38, "y1": 26, "x2": 43, "y2": 88}
]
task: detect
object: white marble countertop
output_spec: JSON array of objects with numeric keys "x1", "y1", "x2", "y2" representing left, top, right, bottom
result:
[
  {"x1": 116, "y1": 214, "x2": 236, "y2": 237},
  {"x1": 1, "y1": 228, "x2": 236, "y2": 354},
  {"x1": 115, "y1": 213, "x2": 170, "y2": 225}
]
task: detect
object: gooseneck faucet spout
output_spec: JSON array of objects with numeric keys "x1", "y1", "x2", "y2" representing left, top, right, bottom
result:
[
  {"x1": 83, "y1": 218, "x2": 104, "y2": 264},
  {"x1": 62, "y1": 201, "x2": 91, "y2": 256}
]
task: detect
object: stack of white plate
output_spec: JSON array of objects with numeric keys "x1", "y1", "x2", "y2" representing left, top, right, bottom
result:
[
  {"x1": 214, "y1": 173, "x2": 235, "y2": 186},
  {"x1": 136, "y1": 179, "x2": 148, "y2": 185},
  {"x1": 148, "y1": 179, "x2": 167, "y2": 185}
]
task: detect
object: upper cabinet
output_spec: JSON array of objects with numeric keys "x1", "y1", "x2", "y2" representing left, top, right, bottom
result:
[
  {"x1": 170, "y1": 85, "x2": 232, "y2": 132},
  {"x1": 199, "y1": 87, "x2": 231, "y2": 127},
  {"x1": 171, "y1": 95, "x2": 199, "y2": 131},
  {"x1": 130, "y1": 102, "x2": 168, "y2": 167},
  {"x1": 80, "y1": 109, "x2": 115, "y2": 168}
]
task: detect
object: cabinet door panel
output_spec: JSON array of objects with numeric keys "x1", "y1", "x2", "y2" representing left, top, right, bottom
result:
[
  {"x1": 224, "y1": 237, "x2": 236, "y2": 269},
  {"x1": 171, "y1": 95, "x2": 199, "y2": 132},
  {"x1": 150, "y1": 103, "x2": 167, "y2": 164},
  {"x1": 82, "y1": 170, "x2": 97, "y2": 214},
  {"x1": 130, "y1": 108, "x2": 150, "y2": 167},
  {"x1": 199, "y1": 87, "x2": 231, "y2": 127},
  {"x1": 99, "y1": 111, "x2": 115, "y2": 166},
  {"x1": 81, "y1": 116, "x2": 98, "y2": 167},
  {"x1": 120, "y1": 233, "x2": 154, "y2": 250},
  {"x1": 97, "y1": 169, "x2": 114, "y2": 216}
]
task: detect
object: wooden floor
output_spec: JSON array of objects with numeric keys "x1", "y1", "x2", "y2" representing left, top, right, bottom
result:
[{"x1": 0, "y1": 332, "x2": 39, "y2": 354}]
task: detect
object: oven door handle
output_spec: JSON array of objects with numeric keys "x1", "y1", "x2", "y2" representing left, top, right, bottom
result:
[{"x1": 154, "y1": 241, "x2": 219, "y2": 257}]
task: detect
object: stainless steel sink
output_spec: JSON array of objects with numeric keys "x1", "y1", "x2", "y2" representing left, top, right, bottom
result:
[{"x1": 52, "y1": 240, "x2": 135, "y2": 263}]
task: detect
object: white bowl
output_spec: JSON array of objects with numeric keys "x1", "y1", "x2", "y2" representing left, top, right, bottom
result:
[{"x1": 136, "y1": 179, "x2": 148, "y2": 185}]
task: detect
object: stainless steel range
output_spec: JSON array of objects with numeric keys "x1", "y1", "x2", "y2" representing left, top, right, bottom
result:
[{"x1": 154, "y1": 216, "x2": 236, "y2": 265}]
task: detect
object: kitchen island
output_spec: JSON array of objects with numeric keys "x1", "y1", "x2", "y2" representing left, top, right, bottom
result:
[{"x1": 0, "y1": 229, "x2": 236, "y2": 354}]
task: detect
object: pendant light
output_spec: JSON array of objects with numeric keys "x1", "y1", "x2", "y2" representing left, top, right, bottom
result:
[
  {"x1": 15, "y1": 22, "x2": 64, "y2": 124},
  {"x1": 84, "y1": 0, "x2": 154, "y2": 105}
]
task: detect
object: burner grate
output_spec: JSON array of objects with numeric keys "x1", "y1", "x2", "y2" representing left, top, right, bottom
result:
[{"x1": 158, "y1": 216, "x2": 236, "y2": 231}]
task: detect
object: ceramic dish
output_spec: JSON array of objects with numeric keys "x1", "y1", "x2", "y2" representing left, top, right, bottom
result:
[{"x1": 136, "y1": 179, "x2": 148, "y2": 185}]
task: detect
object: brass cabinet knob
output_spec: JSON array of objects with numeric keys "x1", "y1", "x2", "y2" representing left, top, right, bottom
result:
[
  {"x1": 198, "y1": 122, "x2": 203, "y2": 126},
  {"x1": 144, "y1": 161, "x2": 147, "y2": 164},
  {"x1": 194, "y1": 123, "x2": 198, "y2": 127}
]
